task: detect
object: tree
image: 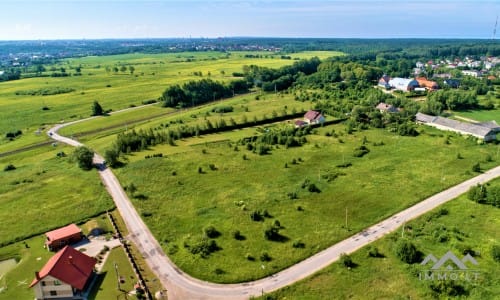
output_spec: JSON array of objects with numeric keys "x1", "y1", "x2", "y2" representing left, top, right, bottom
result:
[
  {"x1": 104, "y1": 148, "x2": 120, "y2": 167},
  {"x1": 92, "y1": 101, "x2": 104, "y2": 116},
  {"x1": 129, "y1": 66, "x2": 135, "y2": 74},
  {"x1": 73, "y1": 146, "x2": 94, "y2": 170}
]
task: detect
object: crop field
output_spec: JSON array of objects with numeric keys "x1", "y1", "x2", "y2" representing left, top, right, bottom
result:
[
  {"x1": 0, "y1": 145, "x2": 114, "y2": 247},
  {"x1": 0, "y1": 50, "x2": 342, "y2": 154},
  {"x1": 113, "y1": 122, "x2": 499, "y2": 283},
  {"x1": 260, "y1": 178, "x2": 500, "y2": 300}
]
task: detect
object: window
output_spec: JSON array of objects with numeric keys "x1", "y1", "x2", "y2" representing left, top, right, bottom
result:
[
  {"x1": 41, "y1": 281, "x2": 46, "y2": 286},
  {"x1": 50, "y1": 291, "x2": 57, "y2": 296},
  {"x1": 54, "y1": 280, "x2": 61, "y2": 286}
]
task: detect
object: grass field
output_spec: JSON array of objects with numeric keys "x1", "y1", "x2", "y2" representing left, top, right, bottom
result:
[
  {"x1": 259, "y1": 178, "x2": 500, "y2": 300},
  {"x1": 112, "y1": 121, "x2": 499, "y2": 283},
  {"x1": 0, "y1": 50, "x2": 342, "y2": 154},
  {"x1": 0, "y1": 145, "x2": 114, "y2": 246}
]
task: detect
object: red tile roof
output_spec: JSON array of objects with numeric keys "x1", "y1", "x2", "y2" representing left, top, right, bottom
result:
[
  {"x1": 30, "y1": 246, "x2": 96, "y2": 290},
  {"x1": 45, "y1": 224, "x2": 81, "y2": 243}
]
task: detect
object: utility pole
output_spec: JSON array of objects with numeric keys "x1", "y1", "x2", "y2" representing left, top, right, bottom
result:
[{"x1": 114, "y1": 262, "x2": 120, "y2": 291}]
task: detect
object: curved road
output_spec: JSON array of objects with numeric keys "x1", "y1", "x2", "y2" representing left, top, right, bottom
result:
[{"x1": 48, "y1": 113, "x2": 500, "y2": 300}]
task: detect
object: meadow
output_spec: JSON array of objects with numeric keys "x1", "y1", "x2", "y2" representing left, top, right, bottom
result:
[
  {"x1": 112, "y1": 120, "x2": 499, "y2": 283},
  {"x1": 0, "y1": 50, "x2": 341, "y2": 154},
  {"x1": 0, "y1": 145, "x2": 114, "y2": 247},
  {"x1": 259, "y1": 178, "x2": 500, "y2": 300}
]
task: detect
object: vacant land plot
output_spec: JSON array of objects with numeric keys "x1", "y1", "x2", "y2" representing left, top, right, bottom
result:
[
  {"x1": 0, "y1": 146, "x2": 114, "y2": 246},
  {"x1": 260, "y1": 178, "x2": 500, "y2": 300},
  {"x1": 113, "y1": 122, "x2": 499, "y2": 283}
]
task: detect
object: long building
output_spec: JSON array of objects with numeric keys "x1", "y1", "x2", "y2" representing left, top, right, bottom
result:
[{"x1": 415, "y1": 113, "x2": 497, "y2": 141}]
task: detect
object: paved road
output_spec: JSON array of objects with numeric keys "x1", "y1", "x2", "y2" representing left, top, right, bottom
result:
[{"x1": 48, "y1": 115, "x2": 500, "y2": 300}]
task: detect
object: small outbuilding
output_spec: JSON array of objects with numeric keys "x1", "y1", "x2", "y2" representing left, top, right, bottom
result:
[{"x1": 45, "y1": 224, "x2": 83, "y2": 251}]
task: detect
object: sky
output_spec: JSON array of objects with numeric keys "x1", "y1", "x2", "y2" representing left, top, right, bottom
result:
[{"x1": 0, "y1": 0, "x2": 499, "y2": 40}]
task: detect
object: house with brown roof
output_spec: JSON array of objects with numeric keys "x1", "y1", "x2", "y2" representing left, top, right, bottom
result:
[
  {"x1": 416, "y1": 77, "x2": 439, "y2": 91},
  {"x1": 304, "y1": 110, "x2": 325, "y2": 125},
  {"x1": 30, "y1": 246, "x2": 96, "y2": 300},
  {"x1": 378, "y1": 75, "x2": 391, "y2": 89},
  {"x1": 45, "y1": 224, "x2": 83, "y2": 251}
]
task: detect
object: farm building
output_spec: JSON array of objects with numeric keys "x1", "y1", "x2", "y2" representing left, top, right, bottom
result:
[
  {"x1": 30, "y1": 246, "x2": 96, "y2": 300},
  {"x1": 304, "y1": 110, "x2": 325, "y2": 125},
  {"x1": 415, "y1": 112, "x2": 497, "y2": 141},
  {"x1": 388, "y1": 77, "x2": 420, "y2": 92},
  {"x1": 461, "y1": 70, "x2": 481, "y2": 77},
  {"x1": 416, "y1": 77, "x2": 439, "y2": 91},
  {"x1": 376, "y1": 102, "x2": 399, "y2": 113},
  {"x1": 45, "y1": 224, "x2": 83, "y2": 251}
]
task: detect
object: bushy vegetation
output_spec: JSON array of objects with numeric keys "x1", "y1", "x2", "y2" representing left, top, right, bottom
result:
[
  {"x1": 72, "y1": 146, "x2": 94, "y2": 170},
  {"x1": 14, "y1": 87, "x2": 75, "y2": 96}
]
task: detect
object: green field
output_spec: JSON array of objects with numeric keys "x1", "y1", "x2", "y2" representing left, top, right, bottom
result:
[
  {"x1": 260, "y1": 178, "x2": 500, "y2": 300},
  {"x1": 112, "y1": 121, "x2": 499, "y2": 283},
  {"x1": 0, "y1": 51, "x2": 342, "y2": 154},
  {"x1": 0, "y1": 145, "x2": 114, "y2": 246}
]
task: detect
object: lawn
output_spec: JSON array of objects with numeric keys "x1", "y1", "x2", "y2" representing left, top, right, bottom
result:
[
  {"x1": 260, "y1": 178, "x2": 500, "y2": 300},
  {"x1": 112, "y1": 121, "x2": 499, "y2": 283},
  {"x1": 0, "y1": 145, "x2": 114, "y2": 247}
]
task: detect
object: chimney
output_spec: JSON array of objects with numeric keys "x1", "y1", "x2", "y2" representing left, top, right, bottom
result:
[
  {"x1": 68, "y1": 255, "x2": 73, "y2": 264},
  {"x1": 35, "y1": 271, "x2": 40, "y2": 280}
]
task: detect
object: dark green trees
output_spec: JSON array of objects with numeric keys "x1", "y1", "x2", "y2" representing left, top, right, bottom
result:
[{"x1": 73, "y1": 146, "x2": 94, "y2": 170}]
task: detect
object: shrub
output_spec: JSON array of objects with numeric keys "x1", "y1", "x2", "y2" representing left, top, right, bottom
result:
[
  {"x1": 72, "y1": 146, "x2": 94, "y2": 170},
  {"x1": 308, "y1": 183, "x2": 321, "y2": 193},
  {"x1": 250, "y1": 210, "x2": 264, "y2": 221},
  {"x1": 260, "y1": 252, "x2": 271, "y2": 261},
  {"x1": 3, "y1": 164, "x2": 16, "y2": 171},
  {"x1": 340, "y1": 253, "x2": 354, "y2": 268},
  {"x1": 395, "y1": 240, "x2": 419, "y2": 264},
  {"x1": 232, "y1": 230, "x2": 244, "y2": 240},
  {"x1": 353, "y1": 145, "x2": 370, "y2": 157},
  {"x1": 292, "y1": 239, "x2": 305, "y2": 248},
  {"x1": 491, "y1": 245, "x2": 500, "y2": 262},
  {"x1": 472, "y1": 162, "x2": 481, "y2": 173},
  {"x1": 246, "y1": 253, "x2": 255, "y2": 261},
  {"x1": 264, "y1": 224, "x2": 281, "y2": 241},
  {"x1": 367, "y1": 246, "x2": 382, "y2": 258},
  {"x1": 203, "y1": 225, "x2": 220, "y2": 238}
]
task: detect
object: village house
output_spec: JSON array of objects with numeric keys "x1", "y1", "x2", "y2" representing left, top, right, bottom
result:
[
  {"x1": 45, "y1": 224, "x2": 83, "y2": 251},
  {"x1": 461, "y1": 70, "x2": 481, "y2": 78},
  {"x1": 415, "y1": 112, "x2": 497, "y2": 141},
  {"x1": 376, "y1": 102, "x2": 399, "y2": 113},
  {"x1": 377, "y1": 74, "x2": 391, "y2": 89},
  {"x1": 30, "y1": 246, "x2": 96, "y2": 300},
  {"x1": 303, "y1": 110, "x2": 325, "y2": 125},
  {"x1": 416, "y1": 77, "x2": 439, "y2": 91}
]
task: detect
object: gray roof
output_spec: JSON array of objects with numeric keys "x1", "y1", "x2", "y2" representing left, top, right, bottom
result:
[
  {"x1": 477, "y1": 120, "x2": 500, "y2": 131},
  {"x1": 416, "y1": 112, "x2": 495, "y2": 138}
]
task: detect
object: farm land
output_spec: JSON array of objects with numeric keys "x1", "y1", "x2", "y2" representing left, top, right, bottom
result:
[{"x1": 0, "y1": 40, "x2": 499, "y2": 299}]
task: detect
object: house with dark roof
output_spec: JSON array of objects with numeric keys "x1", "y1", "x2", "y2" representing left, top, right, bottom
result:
[
  {"x1": 45, "y1": 224, "x2": 83, "y2": 251},
  {"x1": 415, "y1": 112, "x2": 497, "y2": 141},
  {"x1": 30, "y1": 246, "x2": 96, "y2": 300},
  {"x1": 304, "y1": 110, "x2": 325, "y2": 125}
]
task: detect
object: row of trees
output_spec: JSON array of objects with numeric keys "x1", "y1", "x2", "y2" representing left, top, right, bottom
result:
[{"x1": 160, "y1": 78, "x2": 249, "y2": 108}]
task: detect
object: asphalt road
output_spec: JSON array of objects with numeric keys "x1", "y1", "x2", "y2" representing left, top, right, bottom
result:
[{"x1": 48, "y1": 114, "x2": 500, "y2": 300}]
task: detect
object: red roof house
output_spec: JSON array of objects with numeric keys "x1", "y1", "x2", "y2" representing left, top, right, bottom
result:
[
  {"x1": 45, "y1": 224, "x2": 83, "y2": 251},
  {"x1": 30, "y1": 246, "x2": 96, "y2": 300},
  {"x1": 304, "y1": 110, "x2": 325, "y2": 125}
]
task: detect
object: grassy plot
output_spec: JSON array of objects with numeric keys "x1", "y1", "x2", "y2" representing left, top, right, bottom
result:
[
  {"x1": 260, "y1": 178, "x2": 500, "y2": 300},
  {"x1": 0, "y1": 145, "x2": 114, "y2": 246},
  {"x1": 0, "y1": 51, "x2": 341, "y2": 146},
  {"x1": 113, "y1": 122, "x2": 499, "y2": 283}
]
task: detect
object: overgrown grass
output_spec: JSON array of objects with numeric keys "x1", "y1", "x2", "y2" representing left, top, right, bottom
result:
[
  {"x1": 113, "y1": 122, "x2": 499, "y2": 283},
  {"x1": 260, "y1": 178, "x2": 500, "y2": 300}
]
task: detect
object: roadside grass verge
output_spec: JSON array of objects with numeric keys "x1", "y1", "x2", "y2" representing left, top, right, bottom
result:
[
  {"x1": 113, "y1": 123, "x2": 499, "y2": 283},
  {"x1": 259, "y1": 178, "x2": 500, "y2": 300}
]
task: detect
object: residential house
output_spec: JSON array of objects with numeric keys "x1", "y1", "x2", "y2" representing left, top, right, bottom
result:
[
  {"x1": 45, "y1": 224, "x2": 83, "y2": 251},
  {"x1": 378, "y1": 75, "x2": 391, "y2": 89},
  {"x1": 388, "y1": 77, "x2": 420, "y2": 92},
  {"x1": 304, "y1": 110, "x2": 325, "y2": 125},
  {"x1": 416, "y1": 77, "x2": 439, "y2": 91},
  {"x1": 30, "y1": 246, "x2": 96, "y2": 300},
  {"x1": 461, "y1": 70, "x2": 481, "y2": 78},
  {"x1": 376, "y1": 102, "x2": 399, "y2": 113},
  {"x1": 415, "y1": 113, "x2": 497, "y2": 141}
]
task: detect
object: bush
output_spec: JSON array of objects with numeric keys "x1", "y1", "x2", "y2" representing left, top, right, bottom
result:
[
  {"x1": 340, "y1": 253, "x2": 354, "y2": 268},
  {"x1": 307, "y1": 183, "x2": 321, "y2": 193},
  {"x1": 472, "y1": 162, "x2": 481, "y2": 173},
  {"x1": 367, "y1": 246, "x2": 382, "y2": 258},
  {"x1": 3, "y1": 164, "x2": 16, "y2": 171},
  {"x1": 292, "y1": 239, "x2": 305, "y2": 248},
  {"x1": 245, "y1": 253, "x2": 255, "y2": 261},
  {"x1": 203, "y1": 225, "x2": 220, "y2": 238},
  {"x1": 395, "y1": 240, "x2": 419, "y2": 264},
  {"x1": 232, "y1": 230, "x2": 245, "y2": 240},
  {"x1": 264, "y1": 224, "x2": 281, "y2": 241},
  {"x1": 73, "y1": 146, "x2": 94, "y2": 170},
  {"x1": 352, "y1": 145, "x2": 370, "y2": 157},
  {"x1": 491, "y1": 245, "x2": 500, "y2": 262},
  {"x1": 260, "y1": 252, "x2": 271, "y2": 261}
]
